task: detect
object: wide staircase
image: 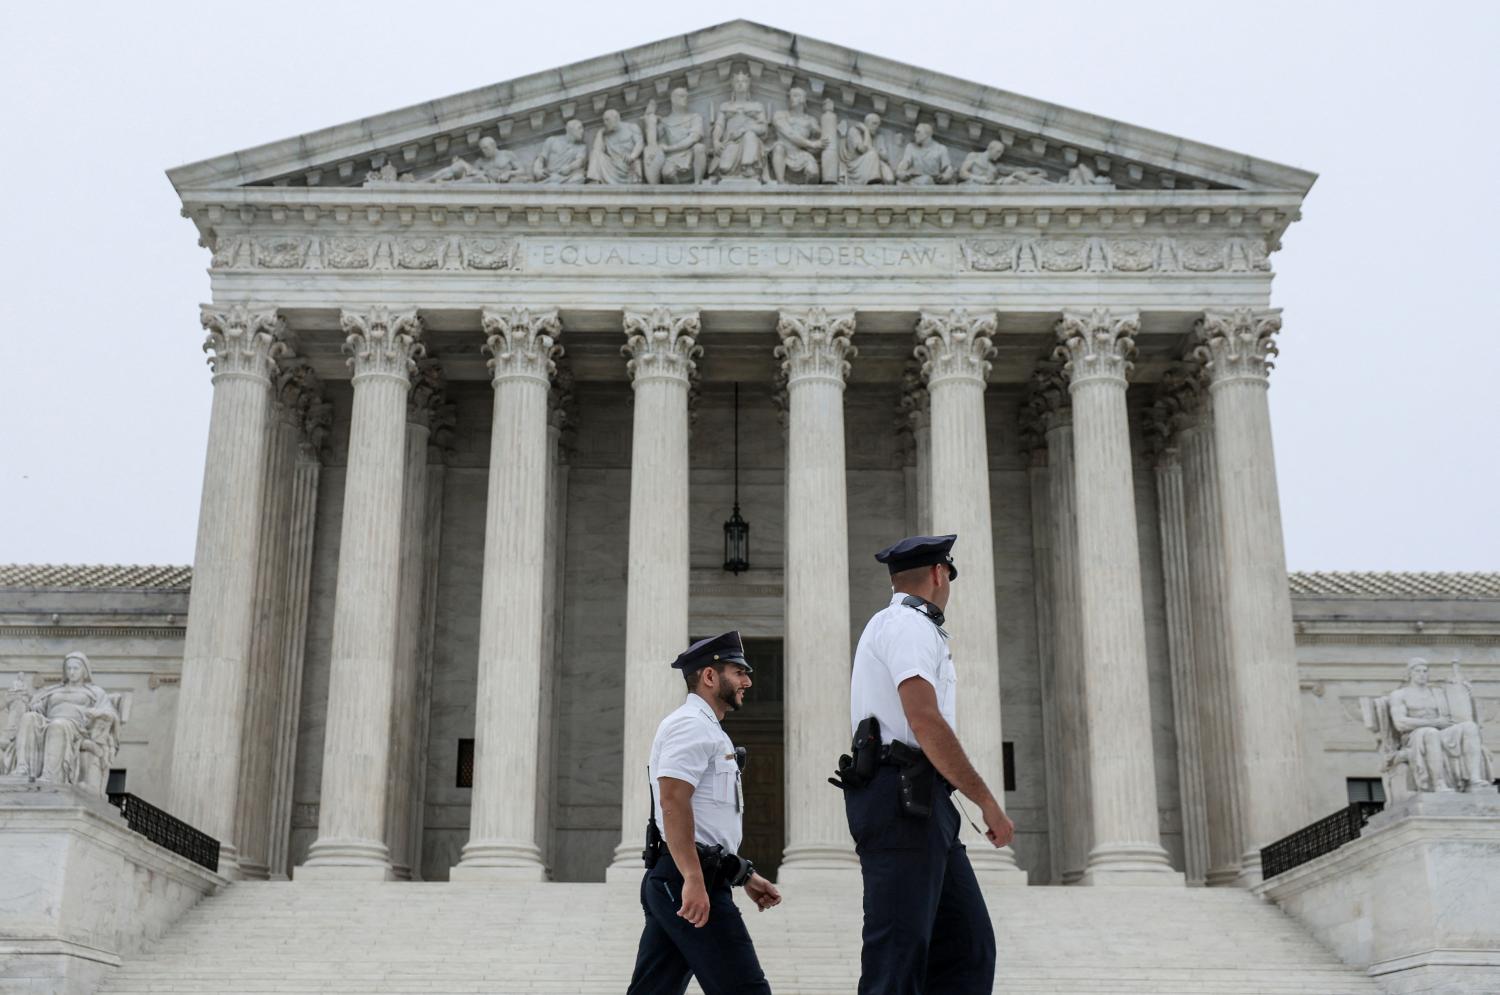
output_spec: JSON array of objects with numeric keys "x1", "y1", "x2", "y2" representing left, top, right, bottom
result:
[{"x1": 100, "y1": 879, "x2": 1381, "y2": 995}]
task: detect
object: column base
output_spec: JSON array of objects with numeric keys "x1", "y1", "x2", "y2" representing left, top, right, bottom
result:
[
  {"x1": 452, "y1": 839, "x2": 546, "y2": 881},
  {"x1": 297, "y1": 837, "x2": 394, "y2": 881},
  {"x1": 1205, "y1": 864, "x2": 1244, "y2": 888},
  {"x1": 1081, "y1": 842, "x2": 1183, "y2": 886},
  {"x1": 605, "y1": 840, "x2": 651, "y2": 883},
  {"x1": 777, "y1": 843, "x2": 860, "y2": 885},
  {"x1": 969, "y1": 845, "x2": 1030, "y2": 885}
]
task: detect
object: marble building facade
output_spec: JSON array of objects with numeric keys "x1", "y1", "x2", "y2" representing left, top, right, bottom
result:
[{"x1": 6, "y1": 22, "x2": 1495, "y2": 892}]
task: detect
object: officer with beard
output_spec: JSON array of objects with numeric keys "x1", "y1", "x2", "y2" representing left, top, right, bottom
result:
[{"x1": 627, "y1": 631, "x2": 783, "y2": 995}]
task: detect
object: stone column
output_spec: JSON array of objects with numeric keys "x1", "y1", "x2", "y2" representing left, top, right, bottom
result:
[
  {"x1": 898, "y1": 362, "x2": 932, "y2": 535},
  {"x1": 268, "y1": 393, "x2": 331, "y2": 880},
  {"x1": 1054, "y1": 308, "x2": 1179, "y2": 885},
  {"x1": 1031, "y1": 370, "x2": 1093, "y2": 884},
  {"x1": 404, "y1": 411, "x2": 453, "y2": 882},
  {"x1": 915, "y1": 310, "x2": 1026, "y2": 884},
  {"x1": 536, "y1": 367, "x2": 575, "y2": 871},
  {"x1": 453, "y1": 308, "x2": 561, "y2": 880},
  {"x1": 234, "y1": 365, "x2": 318, "y2": 880},
  {"x1": 384, "y1": 362, "x2": 445, "y2": 881},
  {"x1": 170, "y1": 304, "x2": 285, "y2": 875},
  {"x1": 1178, "y1": 399, "x2": 1245, "y2": 886},
  {"x1": 1146, "y1": 385, "x2": 1211, "y2": 886},
  {"x1": 776, "y1": 308, "x2": 860, "y2": 880},
  {"x1": 1191, "y1": 308, "x2": 1307, "y2": 883},
  {"x1": 608, "y1": 307, "x2": 699, "y2": 880},
  {"x1": 1019, "y1": 388, "x2": 1060, "y2": 884},
  {"x1": 301, "y1": 306, "x2": 423, "y2": 880}
]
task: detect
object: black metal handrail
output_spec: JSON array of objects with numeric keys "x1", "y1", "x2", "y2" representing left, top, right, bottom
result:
[
  {"x1": 108, "y1": 792, "x2": 221, "y2": 873},
  {"x1": 1260, "y1": 800, "x2": 1383, "y2": 879}
]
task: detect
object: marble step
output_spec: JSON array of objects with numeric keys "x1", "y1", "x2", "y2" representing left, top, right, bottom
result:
[{"x1": 99, "y1": 881, "x2": 1383, "y2": 995}]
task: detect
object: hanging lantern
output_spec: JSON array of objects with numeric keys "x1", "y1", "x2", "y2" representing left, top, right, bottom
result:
[{"x1": 723, "y1": 382, "x2": 750, "y2": 574}]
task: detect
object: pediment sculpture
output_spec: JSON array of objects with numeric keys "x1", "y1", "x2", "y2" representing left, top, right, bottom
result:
[
  {"x1": 366, "y1": 77, "x2": 1117, "y2": 190},
  {"x1": 1361, "y1": 659, "x2": 1496, "y2": 800},
  {"x1": 0, "y1": 653, "x2": 130, "y2": 797}
]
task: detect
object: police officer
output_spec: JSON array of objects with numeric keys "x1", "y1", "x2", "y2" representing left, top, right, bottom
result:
[
  {"x1": 627, "y1": 630, "x2": 783, "y2": 995},
  {"x1": 842, "y1": 534, "x2": 1013, "y2": 995}
]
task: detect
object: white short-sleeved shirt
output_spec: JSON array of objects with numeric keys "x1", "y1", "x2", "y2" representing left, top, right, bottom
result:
[
  {"x1": 850, "y1": 592, "x2": 957, "y2": 749},
  {"x1": 649, "y1": 694, "x2": 743, "y2": 853}
]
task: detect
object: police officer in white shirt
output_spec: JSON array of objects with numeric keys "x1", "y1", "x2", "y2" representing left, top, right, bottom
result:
[
  {"x1": 841, "y1": 534, "x2": 1013, "y2": 995},
  {"x1": 627, "y1": 631, "x2": 782, "y2": 995}
]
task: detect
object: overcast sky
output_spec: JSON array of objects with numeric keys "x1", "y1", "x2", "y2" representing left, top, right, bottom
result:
[{"x1": 1, "y1": 1, "x2": 1495, "y2": 571}]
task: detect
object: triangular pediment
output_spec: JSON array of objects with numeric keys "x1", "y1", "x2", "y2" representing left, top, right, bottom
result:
[{"x1": 167, "y1": 20, "x2": 1314, "y2": 196}]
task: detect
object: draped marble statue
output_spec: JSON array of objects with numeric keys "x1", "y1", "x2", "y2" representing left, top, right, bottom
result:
[
  {"x1": 709, "y1": 71, "x2": 769, "y2": 183},
  {"x1": 770, "y1": 87, "x2": 829, "y2": 184},
  {"x1": 5, "y1": 653, "x2": 127, "y2": 797},
  {"x1": 1363, "y1": 659, "x2": 1495, "y2": 798},
  {"x1": 840, "y1": 112, "x2": 894, "y2": 185},
  {"x1": 959, "y1": 140, "x2": 1050, "y2": 186},
  {"x1": 644, "y1": 89, "x2": 706, "y2": 185},
  {"x1": 532, "y1": 119, "x2": 589, "y2": 185},
  {"x1": 0, "y1": 672, "x2": 27, "y2": 775},
  {"x1": 895, "y1": 123, "x2": 954, "y2": 185},
  {"x1": 587, "y1": 109, "x2": 644, "y2": 185},
  {"x1": 424, "y1": 137, "x2": 526, "y2": 184}
]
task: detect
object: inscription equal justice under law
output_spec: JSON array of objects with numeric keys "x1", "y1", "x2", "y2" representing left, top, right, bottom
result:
[{"x1": 529, "y1": 239, "x2": 955, "y2": 275}]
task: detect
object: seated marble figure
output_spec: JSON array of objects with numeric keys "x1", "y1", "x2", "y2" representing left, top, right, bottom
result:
[
  {"x1": 1363, "y1": 659, "x2": 1495, "y2": 797},
  {"x1": 2, "y1": 652, "x2": 127, "y2": 797}
]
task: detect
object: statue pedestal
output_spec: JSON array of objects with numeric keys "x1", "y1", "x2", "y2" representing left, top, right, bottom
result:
[
  {"x1": 1259, "y1": 790, "x2": 1500, "y2": 995},
  {"x1": 0, "y1": 779, "x2": 225, "y2": 994}
]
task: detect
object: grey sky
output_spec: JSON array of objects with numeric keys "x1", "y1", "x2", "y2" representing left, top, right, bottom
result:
[{"x1": 2, "y1": 1, "x2": 1495, "y2": 570}]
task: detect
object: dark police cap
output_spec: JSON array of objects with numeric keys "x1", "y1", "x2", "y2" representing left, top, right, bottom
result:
[
  {"x1": 671, "y1": 630, "x2": 753, "y2": 673},
  {"x1": 874, "y1": 534, "x2": 958, "y2": 580}
]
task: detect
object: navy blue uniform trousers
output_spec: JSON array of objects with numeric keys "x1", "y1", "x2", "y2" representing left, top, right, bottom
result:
[
  {"x1": 626, "y1": 850, "x2": 772, "y2": 995},
  {"x1": 844, "y1": 765, "x2": 996, "y2": 995}
]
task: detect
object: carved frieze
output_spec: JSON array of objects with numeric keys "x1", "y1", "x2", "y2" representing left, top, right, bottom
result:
[
  {"x1": 206, "y1": 232, "x2": 1270, "y2": 279},
  {"x1": 958, "y1": 237, "x2": 1269, "y2": 275}
]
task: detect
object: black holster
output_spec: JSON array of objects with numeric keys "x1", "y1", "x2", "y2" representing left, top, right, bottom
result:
[
  {"x1": 885, "y1": 739, "x2": 935, "y2": 818},
  {"x1": 829, "y1": 716, "x2": 882, "y2": 791}
]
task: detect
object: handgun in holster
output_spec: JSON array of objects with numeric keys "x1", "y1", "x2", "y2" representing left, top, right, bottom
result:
[
  {"x1": 884, "y1": 738, "x2": 935, "y2": 818},
  {"x1": 829, "y1": 716, "x2": 882, "y2": 791}
]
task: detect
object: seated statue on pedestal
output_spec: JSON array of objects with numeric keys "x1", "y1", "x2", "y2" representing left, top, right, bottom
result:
[
  {"x1": 4, "y1": 653, "x2": 128, "y2": 797},
  {"x1": 1363, "y1": 659, "x2": 1494, "y2": 799}
]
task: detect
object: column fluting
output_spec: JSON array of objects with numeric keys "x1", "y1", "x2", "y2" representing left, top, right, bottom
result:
[
  {"x1": 1191, "y1": 308, "x2": 1307, "y2": 883},
  {"x1": 234, "y1": 366, "x2": 313, "y2": 879},
  {"x1": 268, "y1": 393, "x2": 330, "y2": 879},
  {"x1": 1030, "y1": 369, "x2": 1093, "y2": 884},
  {"x1": 915, "y1": 309, "x2": 1026, "y2": 883},
  {"x1": 607, "y1": 307, "x2": 699, "y2": 879},
  {"x1": 385, "y1": 362, "x2": 444, "y2": 881},
  {"x1": 776, "y1": 308, "x2": 860, "y2": 880},
  {"x1": 170, "y1": 304, "x2": 285, "y2": 876},
  {"x1": 1146, "y1": 386, "x2": 1211, "y2": 886},
  {"x1": 301, "y1": 306, "x2": 423, "y2": 879},
  {"x1": 1178, "y1": 402, "x2": 1245, "y2": 886},
  {"x1": 1054, "y1": 308, "x2": 1179, "y2": 884},
  {"x1": 454, "y1": 308, "x2": 561, "y2": 879}
]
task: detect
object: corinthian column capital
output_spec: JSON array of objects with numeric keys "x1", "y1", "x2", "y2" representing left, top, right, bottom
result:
[
  {"x1": 1054, "y1": 308, "x2": 1140, "y2": 387},
  {"x1": 201, "y1": 304, "x2": 287, "y2": 384},
  {"x1": 1191, "y1": 308, "x2": 1282, "y2": 387},
  {"x1": 341, "y1": 306, "x2": 424, "y2": 383},
  {"x1": 622, "y1": 307, "x2": 701, "y2": 385},
  {"x1": 775, "y1": 308, "x2": 857, "y2": 388},
  {"x1": 407, "y1": 360, "x2": 449, "y2": 429},
  {"x1": 273, "y1": 363, "x2": 323, "y2": 432},
  {"x1": 1021, "y1": 362, "x2": 1071, "y2": 461},
  {"x1": 914, "y1": 309, "x2": 997, "y2": 387},
  {"x1": 481, "y1": 307, "x2": 563, "y2": 386}
]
